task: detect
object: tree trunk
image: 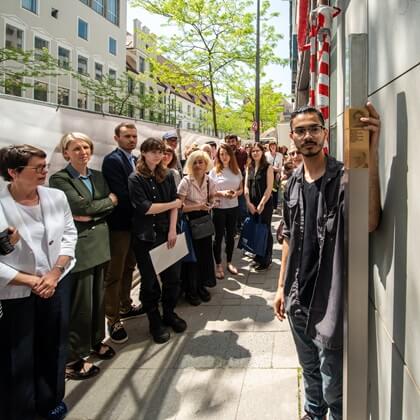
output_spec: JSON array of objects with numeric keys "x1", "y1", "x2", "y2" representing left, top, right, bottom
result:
[{"x1": 208, "y1": 62, "x2": 218, "y2": 137}]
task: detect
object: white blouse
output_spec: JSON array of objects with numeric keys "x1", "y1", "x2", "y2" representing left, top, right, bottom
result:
[{"x1": 209, "y1": 167, "x2": 243, "y2": 209}]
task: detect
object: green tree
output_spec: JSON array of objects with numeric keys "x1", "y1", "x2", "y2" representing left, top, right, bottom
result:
[{"x1": 131, "y1": 0, "x2": 285, "y2": 137}]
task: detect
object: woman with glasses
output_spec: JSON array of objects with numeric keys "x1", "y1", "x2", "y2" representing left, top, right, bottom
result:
[
  {"x1": 128, "y1": 138, "x2": 186, "y2": 344},
  {"x1": 50, "y1": 133, "x2": 118, "y2": 380},
  {"x1": 0, "y1": 145, "x2": 77, "y2": 420},
  {"x1": 161, "y1": 145, "x2": 182, "y2": 187},
  {"x1": 244, "y1": 142, "x2": 274, "y2": 272},
  {"x1": 209, "y1": 143, "x2": 243, "y2": 279},
  {"x1": 178, "y1": 150, "x2": 216, "y2": 305}
]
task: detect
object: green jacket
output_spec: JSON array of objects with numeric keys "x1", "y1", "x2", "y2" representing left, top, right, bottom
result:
[{"x1": 49, "y1": 166, "x2": 114, "y2": 273}]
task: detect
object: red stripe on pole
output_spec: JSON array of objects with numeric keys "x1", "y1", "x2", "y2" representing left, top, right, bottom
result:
[
  {"x1": 318, "y1": 83, "x2": 329, "y2": 96},
  {"x1": 298, "y1": 0, "x2": 310, "y2": 51},
  {"x1": 319, "y1": 61, "x2": 329, "y2": 74}
]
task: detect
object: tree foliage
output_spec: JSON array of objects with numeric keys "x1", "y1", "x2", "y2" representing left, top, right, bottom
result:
[{"x1": 130, "y1": 0, "x2": 286, "y2": 136}]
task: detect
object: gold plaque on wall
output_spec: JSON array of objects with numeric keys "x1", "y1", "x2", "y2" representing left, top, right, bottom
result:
[{"x1": 344, "y1": 107, "x2": 370, "y2": 169}]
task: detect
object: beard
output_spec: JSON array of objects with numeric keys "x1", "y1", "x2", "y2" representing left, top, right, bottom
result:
[{"x1": 299, "y1": 141, "x2": 323, "y2": 157}]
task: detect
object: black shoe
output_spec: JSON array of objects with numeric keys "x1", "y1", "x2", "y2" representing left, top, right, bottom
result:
[
  {"x1": 185, "y1": 293, "x2": 201, "y2": 306},
  {"x1": 91, "y1": 343, "x2": 116, "y2": 360},
  {"x1": 163, "y1": 312, "x2": 187, "y2": 333},
  {"x1": 120, "y1": 305, "x2": 146, "y2": 321},
  {"x1": 253, "y1": 264, "x2": 270, "y2": 273},
  {"x1": 46, "y1": 401, "x2": 68, "y2": 420},
  {"x1": 197, "y1": 287, "x2": 211, "y2": 302},
  {"x1": 109, "y1": 321, "x2": 128, "y2": 344},
  {"x1": 148, "y1": 310, "x2": 171, "y2": 344}
]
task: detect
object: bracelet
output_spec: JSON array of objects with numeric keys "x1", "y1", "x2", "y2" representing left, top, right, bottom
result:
[{"x1": 54, "y1": 264, "x2": 66, "y2": 274}]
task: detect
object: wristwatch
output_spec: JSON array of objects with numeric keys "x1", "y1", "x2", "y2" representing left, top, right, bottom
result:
[{"x1": 54, "y1": 264, "x2": 66, "y2": 274}]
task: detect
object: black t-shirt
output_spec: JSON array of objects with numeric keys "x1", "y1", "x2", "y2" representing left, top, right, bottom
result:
[{"x1": 299, "y1": 176, "x2": 323, "y2": 308}]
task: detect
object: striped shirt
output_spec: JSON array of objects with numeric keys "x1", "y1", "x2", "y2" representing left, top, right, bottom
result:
[{"x1": 177, "y1": 174, "x2": 215, "y2": 205}]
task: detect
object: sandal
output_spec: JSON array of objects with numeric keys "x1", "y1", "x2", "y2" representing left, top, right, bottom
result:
[
  {"x1": 215, "y1": 264, "x2": 224, "y2": 279},
  {"x1": 227, "y1": 263, "x2": 238, "y2": 275},
  {"x1": 91, "y1": 343, "x2": 116, "y2": 360},
  {"x1": 65, "y1": 359, "x2": 100, "y2": 380}
]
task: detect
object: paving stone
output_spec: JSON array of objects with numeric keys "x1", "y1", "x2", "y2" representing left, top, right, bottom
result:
[
  {"x1": 211, "y1": 305, "x2": 259, "y2": 331},
  {"x1": 253, "y1": 305, "x2": 289, "y2": 332},
  {"x1": 236, "y1": 368, "x2": 299, "y2": 420},
  {"x1": 272, "y1": 331, "x2": 300, "y2": 368}
]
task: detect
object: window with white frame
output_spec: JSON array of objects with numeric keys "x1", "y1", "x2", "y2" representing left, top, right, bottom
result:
[
  {"x1": 95, "y1": 62, "x2": 103, "y2": 81},
  {"x1": 22, "y1": 0, "x2": 37, "y2": 14},
  {"x1": 187, "y1": 105, "x2": 191, "y2": 115},
  {"x1": 78, "y1": 18, "x2": 88, "y2": 40},
  {"x1": 77, "y1": 55, "x2": 88, "y2": 75},
  {"x1": 94, "y1": 97, "x2": 103, "y2": 112},
  {"x1": 57, "y1": 87, "x2": 70, "y2": 105},
  {"x1": 58, "y1": 47, "x2": 70, "y2": 69},
  {"x1": 5, "y1": 24, "x2": 24, "y2": 49},
  {"x1": 108, "y1": 68, "x2": 117, "y2": 84},
  {"x1": 109, "y1": 37, "x2": 117, "y2": 55},
  {"x1": 139, "y1": 57, "x2": 145, "y2": 73},
  {"x1": 5, "y1": 76, "x2": 22, "y2": 97},
  {"x1": 34, "y1": 81, "x2": 48, "y2": 102},
  {"x1": 34, "y1": 37, "x2": 49, "y2": 61},
  {"x1": 106, "y1": 0, "x2": 119, "y2": 25},
  {"x1": 92, "y1": 0, "x2": 104, "y2": 15},
  {"x1": 77, "y1": 91, "x2": 88, "y2": 109}
]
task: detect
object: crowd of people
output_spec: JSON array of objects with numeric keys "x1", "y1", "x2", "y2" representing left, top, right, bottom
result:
[{"x1": 0, "y1": 103, "x2": 381, "y2": 420}]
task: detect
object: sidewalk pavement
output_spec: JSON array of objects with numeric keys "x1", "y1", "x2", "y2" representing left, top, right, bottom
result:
[{"x1": 64, "y1": 213, "x2": 302, "y2": 420}]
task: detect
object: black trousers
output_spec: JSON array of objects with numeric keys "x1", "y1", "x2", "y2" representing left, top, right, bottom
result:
[
  {"x1": 0, "y1": 276, "x2": 71, "y2": 420},
  {"x1": 133, "y1": 230, "x2": 181, "y2": 315},
  {"x1": 212, "y1": 206, "x2": 238, "y2": 264},
  {"x1": 251, "y1": 204, "x2": 274, "y2": 267}
]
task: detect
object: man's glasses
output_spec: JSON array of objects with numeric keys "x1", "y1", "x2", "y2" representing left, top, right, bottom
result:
[
  {"x1": 291, "y1": 125, "x2": 324, "y2": 137},
  {"x1": 18, "y1": 164, "x2": 50, "y2": 173},
  {"x1": 289, "y1": 151, "x2": 302, "y2": 157}
]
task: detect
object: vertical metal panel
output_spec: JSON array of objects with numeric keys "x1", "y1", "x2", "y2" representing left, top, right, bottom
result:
[{"x1": 343, "y1": 33, "x2": 369, "y2": 420}]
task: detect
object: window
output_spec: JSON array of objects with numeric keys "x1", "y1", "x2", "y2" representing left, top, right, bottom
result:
[
  {"x1": 92, "y1": 0, "x2": 104, "y2": 15},
  {"x1": 192, "y1": 107, "x2": 196, "y2": 118},
  {"x1": 127, "y1": 104, "x2": 134, "y2": 118},
  {"x1": 22, "y1": 0, "x2": 37, "y2": 14},
  {"x1": 34, "y1": 81, "x2": 48, "y2": 102},
  {"x1": 57, "y1": 87, "x2": 70, "y2": 105},
  {"x1": 139, "y1": 57, "x2": 145, "y2": 73},
  {"x1": 178, "y1": 102, "x2": 182, "y2": 113},
  {"x1": 77, "y1": 91, "x2": 88, "y2": 109},
  {"x1": 34, "y1": 37, "x2": 49, "y2": 61},
  {"x1": 187, "y1": 122, "x2": 191, "y2": 130},
  {"x1": 149, "y1": 61, "x2": 154, "y2": 76},
  {"x1": 78, "y1": 18, "x2": 88, "y2": 40},
  {"x1": 58, "y1": 47, "x2": 70, "y2": 69},
  {"x1": 79, "y1": 0, "x2": 89, "y2": 4},
  {"x1": 5, "y1": 77, "x2": 22, "y2": 97},
  {"x1": 106, "y1": 0, "x2": 119, "y2": 25},
  {"x1": 139, "y1": 108, "x2": 145, "y2": 119},
  {"x1": 109, "y1": 103, "x2": 115, "y2": 114},
  {"x1": 95, "y1": 62, "x2": 103, "y2": 81},
  {"x1": 187, "y1": 105, "x2": 191, "y2": 115},
  {"x1": 5, "y1": 24, "x2": 23, "y2": 49},
  {"x1": 109, "y1": 37, "x2": 117, "y2": 55},
  {"x1": 94, "y1": 97, "x2": 103, "y2": 112},
  {"x1": 77, "y1": 56, "x2": 88, "y2": 75},
  {"x1": 127, "y1": 77, "x2": 135, "y2": 94},
  {"x1": 139, "y1": 82, "x2": 145, "y2": 97},
  {"x1": 109, "y1": 68, "x2": 117, "y2": 84}
]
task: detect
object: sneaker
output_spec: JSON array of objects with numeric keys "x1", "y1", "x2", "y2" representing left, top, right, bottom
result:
[
  {"x1": 120, "y1": 305, "x2": 146, "y2": 321},
  {"x1": 109, "y1": 322, "x2": 128, "y2": 344},
  {"x1": 46, "y1": 401, "x2": 68, "y2": 420}
]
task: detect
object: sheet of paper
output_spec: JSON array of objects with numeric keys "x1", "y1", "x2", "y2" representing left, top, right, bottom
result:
[{"x1": 149, "y1": 233, "x2": 189, "y2": 275}]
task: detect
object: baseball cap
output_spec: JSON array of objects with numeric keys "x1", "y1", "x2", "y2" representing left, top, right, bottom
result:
[{"x1": 162, "y1": 131, "x2": 178, "y2": 141}]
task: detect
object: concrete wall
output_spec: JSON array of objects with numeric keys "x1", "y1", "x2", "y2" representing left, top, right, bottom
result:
[{"x1": 330, "y1": 0, "x2": 420, "y2": 418}]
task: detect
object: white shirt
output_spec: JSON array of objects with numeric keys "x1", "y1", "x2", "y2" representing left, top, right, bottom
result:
[
  {"x1": 15, "y1": 203, "x2": 51, "y2": 276},
  {"x1": 265, "y1": 151, "x2": 283, "y2": 170},
  {"x1": 209, "y1": 167, "x2": 243, "y2": 209}
]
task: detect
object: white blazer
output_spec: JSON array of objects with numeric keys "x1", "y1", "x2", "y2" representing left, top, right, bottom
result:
[{"x1": 0, "y1": 185, "x2": 77, "y2": 300}]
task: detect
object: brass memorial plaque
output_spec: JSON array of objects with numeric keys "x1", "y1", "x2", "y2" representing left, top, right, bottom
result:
[{"x1": 344, "y1": 107, "x2": 370, "y2": 169}]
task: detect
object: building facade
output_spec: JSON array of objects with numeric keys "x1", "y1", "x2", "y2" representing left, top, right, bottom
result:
[
  {"x1": 291, "y1": 0, "x2": 420, "y2": 418},
  {"x1": 0, "y1": 0, "x2": 127, "y2": 112}
]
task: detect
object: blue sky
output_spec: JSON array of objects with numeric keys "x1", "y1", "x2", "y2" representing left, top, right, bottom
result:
[{"x1": 127, "y1": 1, "x2": 291, "y2": 96}]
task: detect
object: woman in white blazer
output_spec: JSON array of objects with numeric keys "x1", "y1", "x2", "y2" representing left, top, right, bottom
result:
[{"x1": 0, "y1": 145, "x2": 77, "y2": 420}]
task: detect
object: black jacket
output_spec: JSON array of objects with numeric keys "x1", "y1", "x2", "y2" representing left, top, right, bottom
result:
[
  {"x1": 283, "y1": 156, "x2": 345, "y2": 350},
  {"x1": 128, "y1": 171, "x2": 177, "y2": 242},
  {"x1": 102, "y1": 148, "x2": 137, "y2": 231}
]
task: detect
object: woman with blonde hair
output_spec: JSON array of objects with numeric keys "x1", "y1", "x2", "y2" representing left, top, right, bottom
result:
[
  {"x1": 178, "y1": 150, "x2": 216, "y2": 305},
  {"x1": 50, "y1": 132, "x2": 118, "y2": 380},
  {"x1": 128, "y1": 138, "x2": 186, "y2": 344},
  {"x1": 209, "y1": 143, "x2": 243, "y2": 278}
]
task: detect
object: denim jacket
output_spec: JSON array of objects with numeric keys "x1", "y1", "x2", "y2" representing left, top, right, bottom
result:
[{"x1": 282, "y1": 156, "x2": 345, "y2": 350}]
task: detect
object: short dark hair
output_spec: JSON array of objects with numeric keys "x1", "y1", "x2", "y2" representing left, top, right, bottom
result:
[
  {"x1": 114, "y1": 122, "x2": 137, "y2": 137},
  {"x1": 0, "y1": 144, "x2": 46, "y2": 181},
  {"x1": 225, "y1": 134, "x2": 238, "y2": 142},
  {"x1": 290, "y1": 106, "x2": 325, "y2": 130}
]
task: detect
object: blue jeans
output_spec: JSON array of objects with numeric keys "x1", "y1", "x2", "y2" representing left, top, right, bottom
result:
[{"x1": 288, "y1": 306, "x2": 343, "y2": 420}]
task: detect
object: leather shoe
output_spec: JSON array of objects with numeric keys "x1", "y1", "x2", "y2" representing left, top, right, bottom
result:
[
  {"x1": 185, "y1": 293, "x2": 201, "y2": 306},
  {"x1": 150, "y1": 325, "x2": 171, "y2": 344},
  {"x1": 197, "y1": 286, "x2": 211, "y2": 302},
  {"x1": 163, "y1": 312, "x2": 187, "y2": 333}
]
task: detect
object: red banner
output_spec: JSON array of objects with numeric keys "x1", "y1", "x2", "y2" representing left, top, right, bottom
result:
[{"x1": 297, "y1": 0, "x2": 310, "y2": 52}]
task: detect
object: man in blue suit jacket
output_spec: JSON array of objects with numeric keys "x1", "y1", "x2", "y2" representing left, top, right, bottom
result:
[{"x1": 102, "y1": 122, "x2": 144, "y2": 343}]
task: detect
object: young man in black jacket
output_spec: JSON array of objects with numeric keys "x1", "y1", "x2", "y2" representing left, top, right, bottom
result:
[{"x1": 274, "y1": 104, "x2": 381, "y2": 420}]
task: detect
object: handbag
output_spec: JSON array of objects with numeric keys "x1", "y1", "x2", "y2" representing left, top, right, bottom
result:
[
  {"x1": 180, "y1": 216, "x2": 197, "y2": 262},
  {"x1": 238, "y1": 215, "x2": 268, "y2": 256},
  {"x1": 188, "y1": 178, "x2": 215, "y2": 240}
]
